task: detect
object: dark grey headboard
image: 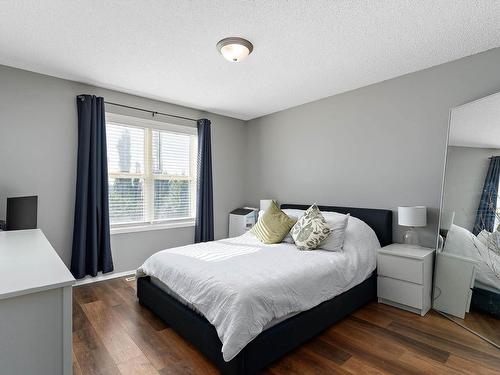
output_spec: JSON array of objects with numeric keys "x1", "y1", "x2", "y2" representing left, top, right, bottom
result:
[{"x1": 280, "y1": 204, "x2": 393, "y2": 247}]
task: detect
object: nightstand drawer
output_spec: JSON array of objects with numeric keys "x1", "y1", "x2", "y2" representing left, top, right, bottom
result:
[
  {"x1": 377, "y1": 276, "x2": 423, "y2": 309},
  {"x1": 377, "y1": 253, "x2": 423, "y2": 284}
]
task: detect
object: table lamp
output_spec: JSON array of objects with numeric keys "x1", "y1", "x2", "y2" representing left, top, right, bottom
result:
[
  {"x1": 259, "y1": 199, "x2": 275, "y2": 211},
  {"x1": 398, "y1": 206, "x2": 427, "y2": 245}
]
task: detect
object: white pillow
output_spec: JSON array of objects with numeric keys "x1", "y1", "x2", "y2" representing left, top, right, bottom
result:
[
  {"x1": 281, "y1": 209, "x2": 380, "y2": 256},
  {"x1": 319, "y1": 213, "x2": 350, "y2": 251},
  {"x1": 477, "y1": 229, "x2": 491, "y2": 246},
  {"x1": 322, "y1": 211, "x2": 381, "y2": 257},
  {"x1": 477, "y1": 229, "x2": 500, "y2": 254},
  {"x1": 444, "y1": 224, "x2": 482, "y2": 259},
  {"x1": 492, "y1": 231, "x2": 500, "y2": 254},
  {"x1": 283, "y1": 209, "x2": 350, "y2": 252},
  {"x1": 281, "y1": 209, "x2": 305, "y2": 243}
]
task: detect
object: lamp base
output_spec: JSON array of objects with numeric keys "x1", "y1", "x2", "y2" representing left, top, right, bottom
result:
[{"x1": 403, "y1": 228, "x2": 420, "y2": 246}]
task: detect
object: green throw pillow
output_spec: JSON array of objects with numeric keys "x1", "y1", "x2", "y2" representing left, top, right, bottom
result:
[
  {"x1": 291, "y1": 204, "x2": 332, "y2": 250},
  {"x1": 251, "y1": 201, "x2": 296, "y2": 244}
]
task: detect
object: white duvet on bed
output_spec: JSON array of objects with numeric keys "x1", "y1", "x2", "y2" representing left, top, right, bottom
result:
[
  {"x1": 137, "y1": 215, "x2": 380, "y2": 362},
  {"x1": 443, "y1": 224, "x2": 500, "y2": 292}
]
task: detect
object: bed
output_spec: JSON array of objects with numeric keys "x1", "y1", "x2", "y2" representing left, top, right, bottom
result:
[
  {"x1": 443, "y1": 224, "x2": 500, "y2": 318},
  {"x1": 137, "y1": 204, "x2": 392, "y2": 374}
]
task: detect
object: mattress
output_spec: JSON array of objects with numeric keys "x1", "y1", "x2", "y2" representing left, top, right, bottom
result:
[
  {"x1": 137, "y1": 214, "x2": 380, "y2": 361},
  {"x1": 150, "y1": 276, "x2": 298, "y2": 330},
  {"x1": 474, "y1": 280, "x2": 500, "y2": 294}
]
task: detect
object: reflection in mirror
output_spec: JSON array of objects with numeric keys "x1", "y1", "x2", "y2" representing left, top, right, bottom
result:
[{"x1": 434, "y1": 92, "x2": 500, "y2": 348}]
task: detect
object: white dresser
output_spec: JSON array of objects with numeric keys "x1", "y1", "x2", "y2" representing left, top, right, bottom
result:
[
  {"x1": 0, "y1": 229, "x2": 75, "y2": 375},
  {"x1": 377, "y1": 243, "x2": 434, "y2": 316}
]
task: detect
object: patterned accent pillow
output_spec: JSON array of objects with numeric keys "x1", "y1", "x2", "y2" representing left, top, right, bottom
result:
[
  {"x1": 251, "y1": 201, "x2": 296, "y2": 244},
  {"x1": 291, "y1": 204, "x2": 332, "y2": 250}
]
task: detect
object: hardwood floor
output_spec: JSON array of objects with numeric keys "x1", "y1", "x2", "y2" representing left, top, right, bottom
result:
[
  {"x1": 445, "y1": 310, "x2": 500, "y2": 347},
  {"x1": 73, "y1": 277, "x2": 500, "y2": 374}
]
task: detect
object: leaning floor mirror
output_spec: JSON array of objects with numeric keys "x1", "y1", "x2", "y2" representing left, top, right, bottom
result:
[{"x1": 433, "y1": 92, "x2": 500, "y2": 348}]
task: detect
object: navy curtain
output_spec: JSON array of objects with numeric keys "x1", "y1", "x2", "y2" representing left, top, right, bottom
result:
[
  {"x1": 473, "y1": 156, "x2": 500, "y2": 235},
  {"x1": 195, "y1": 119, "x2": 214, "y2": 242},
  {"x1": 71, "y1": 95, "x2": 113, "y2": 278}
]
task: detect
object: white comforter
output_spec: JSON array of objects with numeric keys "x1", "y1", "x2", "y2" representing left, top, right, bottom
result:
[
  {"x1": 444, "y1": 224, "x2": 500, "y2": 292},
  {"x1": 137, "y1": 215, "x2": 380, "y2": 361}
]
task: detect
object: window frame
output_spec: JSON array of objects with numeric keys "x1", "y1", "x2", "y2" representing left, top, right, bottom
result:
[{"x1": 106, "y1": 113, "x2": 197, "y2": 234}]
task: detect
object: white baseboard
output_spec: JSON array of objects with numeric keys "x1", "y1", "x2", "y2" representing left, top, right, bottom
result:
[{"x1": 74, "y1": 269, "x2": 136, "y2": 286}]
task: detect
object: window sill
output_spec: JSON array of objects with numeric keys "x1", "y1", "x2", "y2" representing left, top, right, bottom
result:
[{"x1": 110, "y1": 219, "x2": 195, "y2": 235}]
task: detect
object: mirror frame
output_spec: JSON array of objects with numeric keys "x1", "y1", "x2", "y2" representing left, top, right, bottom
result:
[{"x1": 432, "y1": 92, "x2": 500, "y2": 349}]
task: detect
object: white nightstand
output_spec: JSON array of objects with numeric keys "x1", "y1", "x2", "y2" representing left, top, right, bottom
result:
[
  {"x1": 432, "y1": 251, "x2": 477, "y2": 319},
  {"x1": 229, "y1": 208, "x2": 257, "y2": 237},
  {"x1": 377, "y1": 243, "x2": 434, "y2": 316}
]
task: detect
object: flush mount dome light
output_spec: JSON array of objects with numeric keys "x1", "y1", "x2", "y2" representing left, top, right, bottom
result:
[{"x1": 216, "y1": 37, "x2": 253, "y2": 62}]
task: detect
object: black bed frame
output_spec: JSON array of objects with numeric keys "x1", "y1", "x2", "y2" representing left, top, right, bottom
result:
[
  {"x1": 471, "y1": 287, "x2": 500, "y2": 319},
  {"x1": 137, "y1": 204, "x2": 393, "y2": 374}
]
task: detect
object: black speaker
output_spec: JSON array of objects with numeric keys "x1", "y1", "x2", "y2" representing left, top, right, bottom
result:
[{"x1": 6, "y1": 196, "x2": 38, "y2": 231}]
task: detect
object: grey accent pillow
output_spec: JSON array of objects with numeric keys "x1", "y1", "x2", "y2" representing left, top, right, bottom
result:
[
  {"x1": 291, "y1": 204, "x2": 331, "y2": 250},
  {"x1": 319, "y1": 213, "x2": 350, "y2": 252}
]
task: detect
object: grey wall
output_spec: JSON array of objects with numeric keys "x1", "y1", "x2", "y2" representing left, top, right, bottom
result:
[
  {"x1": 0, "y1": 65, "x2": 247, "y2": 273},
  {"x1": 2, "y1": 47, "x2": 500, "y2": 273},
  {"x1": 245, "y1": 48, "x2": 500, "y2": 247},
  {"x1": 442, "y1": 146, "x2": 499, "y2": 232}
]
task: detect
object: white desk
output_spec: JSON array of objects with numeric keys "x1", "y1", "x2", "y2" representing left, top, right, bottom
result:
[{"x1": 0, "y1": 229, "x2": 75, "y2": 375}]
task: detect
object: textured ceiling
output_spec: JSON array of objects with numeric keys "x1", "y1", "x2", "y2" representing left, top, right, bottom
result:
[
  {"x1": 0, "y1": 1, "x2": 499, "y2": 120},
  {"x1": 450, "y1": 91, "x2": 500, "y2": 149}
]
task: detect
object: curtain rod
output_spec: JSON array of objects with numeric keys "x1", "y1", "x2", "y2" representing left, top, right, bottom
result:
[{"x1": 104, "y1": 101, "x2": 198, "y2": 122}]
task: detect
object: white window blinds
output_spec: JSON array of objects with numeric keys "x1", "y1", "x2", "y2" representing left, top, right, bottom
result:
[{"x1": 106, "y1": 114, "x2": 197, "y2": 227}]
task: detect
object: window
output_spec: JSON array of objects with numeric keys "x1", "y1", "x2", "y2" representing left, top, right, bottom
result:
[{"x1": 106, "y1": 113, "x2": 197, "y2": 232}]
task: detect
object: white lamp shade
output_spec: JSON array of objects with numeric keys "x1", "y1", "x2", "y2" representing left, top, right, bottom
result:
[
  {"x1": 398, "y1": 206, "x2": 427, "y2": 227},
  {"x1": 260, "y1": 199, "x2": 275, "y2": 211}
]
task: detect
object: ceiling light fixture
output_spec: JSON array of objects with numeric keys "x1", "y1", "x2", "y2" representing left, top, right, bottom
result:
[{"x1": 216, "y1": 37, "x2": 253, "y2": 62}]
